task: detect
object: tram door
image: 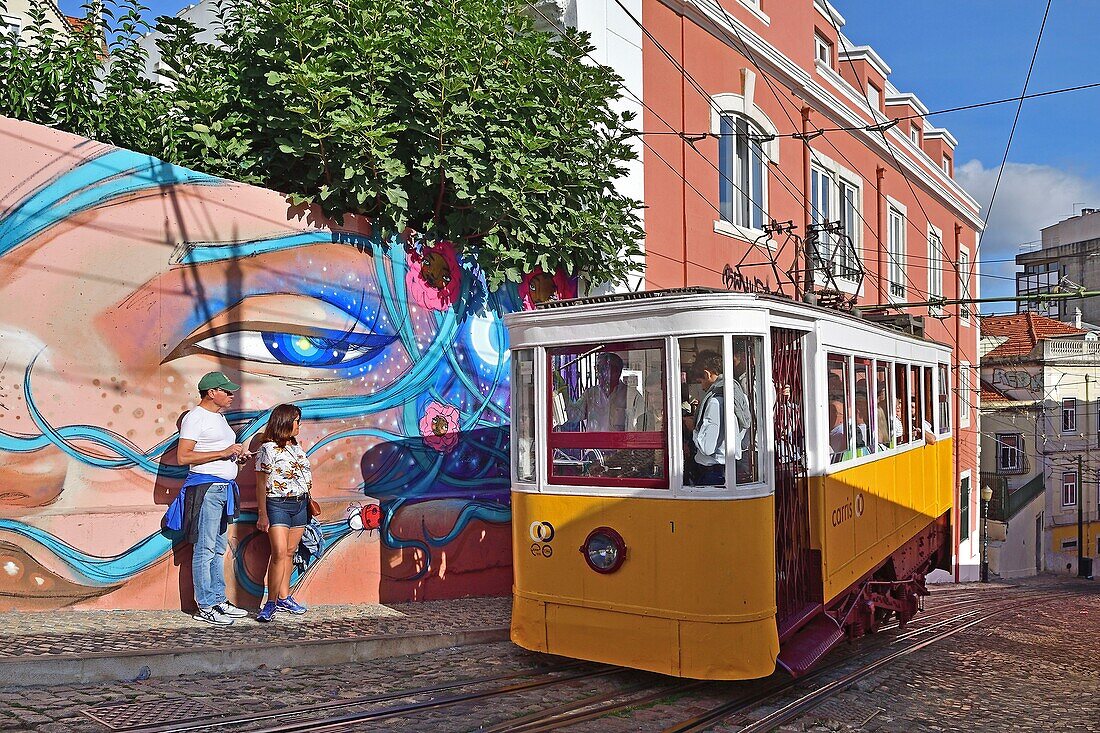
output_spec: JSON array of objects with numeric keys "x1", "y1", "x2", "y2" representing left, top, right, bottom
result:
[{"x1": 771, "y1": 328, "x2": 815, "y2": 634}]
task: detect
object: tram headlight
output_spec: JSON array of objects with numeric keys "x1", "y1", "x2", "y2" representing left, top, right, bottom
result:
[{"x1": 581, "y1": 527, "x2": 626, "y2": 574}]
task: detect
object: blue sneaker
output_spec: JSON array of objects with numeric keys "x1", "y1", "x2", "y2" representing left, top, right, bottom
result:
[
  {"x1": 256, "y1": 600, "x2": 278, "y2": 622},
  {"x1": 276, "y1": 596, "x2": 308, "y2": 615}
]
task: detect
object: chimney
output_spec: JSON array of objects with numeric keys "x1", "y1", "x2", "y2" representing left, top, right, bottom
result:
[{"x1": 1075, "y1": 307, "x2": 1083, "y2": 329}]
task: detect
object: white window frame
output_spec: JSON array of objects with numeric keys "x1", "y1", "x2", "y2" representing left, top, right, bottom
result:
[
  {"x1": 995, "y1": 433, "x2": 1022, "y2": 471},
  {"x1": 808, "y1": 151, "x2": 863, "y2": 287},
  {"x1": 867, "y1": 82, "x2": 882, "y2": 112},
  {"x1": 959, "y1": 361, "x2": 971, "y2": 428},
  {"x1": 1, "y1": 13, "x2": 19, "y2": 39},
  {"x1": 1063, "y1": 471, "x2": 1078, "y2": 508},
  {"x1": 887, "y1": 199, "x2": 907, "y2": 299},
  {"x1": 927, "y1": 224, "x2": 943, "y2": 316},
  {"x1": 958, "y1": 245, "x2": 971, "y2": 326},
  {"x1": 959, "y1": 471, "x2": 972, "y2": 542},
  {"x1": 942, "y1": 154, "x2": 952, "y2": 177},
  {"x1": 909, "y1": 123, "x2": 921, "y2": 146},
  {"x1": 1062, "y1": 397, "x2": 1077, "y2": 433},
  {"x1": 711, "y1": 91, "x2": 779, "y2": 243},
  {"x1": 814, "y1": 32, "x2": 833, "y2": 67}
]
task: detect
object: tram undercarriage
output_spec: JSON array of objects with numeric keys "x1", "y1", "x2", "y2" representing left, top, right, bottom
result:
[{"x1": 777, "y1": 511, "x2": 953, "y2": 676}]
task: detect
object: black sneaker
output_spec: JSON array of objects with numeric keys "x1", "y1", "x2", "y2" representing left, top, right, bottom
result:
[
  {"x1": 214, "y1": 601, "x2": 249, "y2": 618},
  {"x1": 193, "y1": 607, "x2": 234, "y2": 626}
]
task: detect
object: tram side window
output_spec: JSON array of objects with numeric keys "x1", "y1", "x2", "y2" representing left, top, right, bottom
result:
[
  {"x1": 937, "y1": 363, "x2": 951, "y2": 433},
  {"x1": 827, "y1": 354, "x2": 851, "y2": 464},
  {"x1": 853, "y1": 357, "x2": 874, "y2": 456},
  {"x1": 514, "y1": 349, "x2": 536, "y2": 482},
  {"x1": 894, "y1": 363, "x2": 911, "y2": 444},
  {"x1": 910, "y1": 365, "x2": 926, "y2": 442},
  {"x1": 923, "y1": 367, "x2": 935, "y2": 436},
  {"x1": 874, "y1": 360, "x2": 894, "y2": 450},
  {"x1": 680, "y1": 337, "x2": 725, "y2": 486},
  {"x1": 549, "y1": 341, "x2": 667, "y2": 486},
  {"x1": 732, "y1": 336, "x2": 764, "y2": 484}
]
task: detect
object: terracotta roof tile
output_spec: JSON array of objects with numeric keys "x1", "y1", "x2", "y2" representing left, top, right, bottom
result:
[
  {"x1": 980, "y1": 313, "x2": 1084, "y2": 359},
  {"x1": 979, "y1": 379, "x2": 1013, "y2": 404}
]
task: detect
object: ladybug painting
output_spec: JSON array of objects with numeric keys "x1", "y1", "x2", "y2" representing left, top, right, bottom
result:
[{"x1": 347, "y1": 502, "x2": 382, "y2": 532}]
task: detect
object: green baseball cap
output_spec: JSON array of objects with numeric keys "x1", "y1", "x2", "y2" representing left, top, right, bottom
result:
[{"x1": 197, "y1": 371, "x2": 240, "y2": 392}]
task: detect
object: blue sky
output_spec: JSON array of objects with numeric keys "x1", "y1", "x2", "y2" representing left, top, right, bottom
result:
[
  {"x1": 838, "y1": 1, "x2": 1100, "y2": 311},
  {"x1": 63, "y1": 0, "x2": 1100, "y2": 309}
]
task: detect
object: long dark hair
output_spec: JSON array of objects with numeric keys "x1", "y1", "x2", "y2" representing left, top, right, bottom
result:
[{"x1": 262, "y1": 404, "x2": 301, "y2": 448}]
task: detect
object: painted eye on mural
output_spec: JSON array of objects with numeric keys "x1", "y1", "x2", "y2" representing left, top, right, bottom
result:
[
  {"x1": 166, "y1": 293, "x2": 400, "y2": 373},
  {"x1": 191, "y1": 328, "x2": 398, "y2": 368}
]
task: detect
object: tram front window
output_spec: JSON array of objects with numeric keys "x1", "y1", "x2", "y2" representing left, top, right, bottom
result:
[{"x1": 549, "y1": 341, "x2": 667, "y2": 486}]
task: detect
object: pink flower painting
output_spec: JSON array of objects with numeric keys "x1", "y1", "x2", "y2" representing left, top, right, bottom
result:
[
  {"x1": 406, "y1": 240, "x2": 462, "y2": 311},
  {"x1": 419, "y1": 402, "x2": 461, "y2": 453},
  {"x1": 519, "y1": 267, "x2": 577, "y2": 310}
]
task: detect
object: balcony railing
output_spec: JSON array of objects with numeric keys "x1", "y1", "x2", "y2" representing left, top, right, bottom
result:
[
  {"x1": 1044, "y1": 339, "x2": 1100, "y2": 360},
  {"x1": 994, "y1": 450, "x2": 1030, "y2": 475}
]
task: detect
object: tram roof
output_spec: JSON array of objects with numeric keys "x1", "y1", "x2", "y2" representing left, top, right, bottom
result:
[{"x1": 508, "y1": 287, "x2": 949, "y2": 352}]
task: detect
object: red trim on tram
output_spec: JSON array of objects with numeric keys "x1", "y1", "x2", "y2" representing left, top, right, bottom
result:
[{"x1": 549, "y1": 431, "x2": 665, "y2": 450}]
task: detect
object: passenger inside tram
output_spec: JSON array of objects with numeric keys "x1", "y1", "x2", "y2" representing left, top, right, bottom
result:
[
  {"x1": 563, "y1": 351, "x2": 644, "y2": 432},
  {"x1": 684, "y1": 349, "x2": 733, "y2": 486}
]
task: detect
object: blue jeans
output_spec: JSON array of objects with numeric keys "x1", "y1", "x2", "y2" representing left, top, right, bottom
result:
[{"x1": 193, "y1": 484, "x2": 228, "y2": 609}]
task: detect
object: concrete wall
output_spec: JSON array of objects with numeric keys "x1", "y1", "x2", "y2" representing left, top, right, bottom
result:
[{"x1": 0, "y1": 117, "x2": 531, "y2": 611}]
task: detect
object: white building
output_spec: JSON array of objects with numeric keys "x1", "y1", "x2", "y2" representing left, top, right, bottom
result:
[
  {"x1": 2, "y1": 0, "x2": 74, "y2": 42},
  {"x1": 981, "y1": 313, "x2": 1100, "y2": 578}
]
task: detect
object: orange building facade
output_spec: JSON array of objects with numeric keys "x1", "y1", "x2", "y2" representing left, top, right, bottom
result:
[{"x1": 620, "y1": 0, "x2": 982, "y2": 579}]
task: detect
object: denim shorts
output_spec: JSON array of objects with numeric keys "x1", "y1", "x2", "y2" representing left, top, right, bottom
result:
[{"x1": 266, "y1": 496, "x2": 309, "y2": 528}]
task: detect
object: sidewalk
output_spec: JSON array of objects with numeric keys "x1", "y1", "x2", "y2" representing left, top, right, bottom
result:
[{"x1": 0, "y1": 596, "x2": 511, "y2": 687}]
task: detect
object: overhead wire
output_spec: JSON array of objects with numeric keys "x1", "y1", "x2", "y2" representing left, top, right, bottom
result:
[{"x1": 976, "y1": 0, "x2": 1054, "y2": 258}]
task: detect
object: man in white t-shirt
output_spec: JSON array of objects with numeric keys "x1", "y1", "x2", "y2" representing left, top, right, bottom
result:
[{"x1": 176, "y1": 371, "x2": 250, "y2": 626}]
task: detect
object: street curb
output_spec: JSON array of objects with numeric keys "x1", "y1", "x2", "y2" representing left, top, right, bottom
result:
[{"x1": 0, "y1": 626, "x2": 510, "y2": 687}]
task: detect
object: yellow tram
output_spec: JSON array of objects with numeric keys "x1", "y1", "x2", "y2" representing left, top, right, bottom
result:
[{"x1": 507, "y1": 289, "x2": 953, "y2": 680}]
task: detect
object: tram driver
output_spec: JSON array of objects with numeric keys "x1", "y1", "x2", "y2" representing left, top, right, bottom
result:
[{"x1": 565, "y1": 351, "x2": 644, "y2": 432}]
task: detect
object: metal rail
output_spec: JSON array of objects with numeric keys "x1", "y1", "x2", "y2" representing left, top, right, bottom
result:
[
  {"x1": 241, "y1": 666, "x2": 622, "y2": 733},
  {"x1": 660, "y1": 590, "x2": 1063, "y2": 733},
  {"x1": 121, "y1": 660, "x2": 593, "y2": 733}
]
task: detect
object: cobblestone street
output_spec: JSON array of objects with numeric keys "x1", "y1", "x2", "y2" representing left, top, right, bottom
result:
[{"x1": 0, "y1": 578, "x2": 1095, "y2": 732}]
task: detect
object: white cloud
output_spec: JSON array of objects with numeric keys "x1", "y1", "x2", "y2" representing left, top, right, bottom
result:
[{"x1": 956, "y1": 159, "x2": 1100, "y2": 307}]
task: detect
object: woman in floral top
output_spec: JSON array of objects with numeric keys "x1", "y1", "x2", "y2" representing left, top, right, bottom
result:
[{"x1": 254, "y1": 404, "x2": 313, "y2": 622}]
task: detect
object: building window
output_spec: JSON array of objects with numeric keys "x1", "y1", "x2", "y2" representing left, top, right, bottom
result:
[
  {"x1": 887, "y1": 206, "x2": 906, "y2": 298},
  {"x1": 960, "y1": 475, "x2": 971, "y2": 542},
  {"x1": 814, "y1": 32, "x2": 832, "y2": 67},
  {"x1": 719, "y1": 114, "x2": 767, "y2": 231},
  {"x1": 867, "y1": 82, "x2": 882, "y2": 112},
  {"x1": 996, "y1": 433, "x2": 1022, "y2": 472},
  {"x1": 1063, "y1": 471, "x2": 1078, "y2": 507},
  {"x1": 837, "y1": 179, "x2": 861, "y2": 279},
  {"x1": 959, "y1": 362, "x2": 971, "y2": 428},
  {"x1": 1017, "y1": 261, "x2": 1061, "y2": 317},
  {"x1": 927, "y1": 227, "x2": 943, "y2": 315},
  {"x1": 942, "y1": 155, "x2": 952, "y2": 176},
  {"x1": 959, "y1": 247, "x2": 971, "y2": 322},
  {"x1": 1, "y1": 14, "x2": 18, "y2": 38},
  {"x1": 909, "y1": 123, "x2": 921, "y2": 146},
  {"x1": 1062, "y1": 397, "x2": 1077, "y2": 432},
  {"x1": 808, "y1": 165, "x2": 862, "y2": 281}
]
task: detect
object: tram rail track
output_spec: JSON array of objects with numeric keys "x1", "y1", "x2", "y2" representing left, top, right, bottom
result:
[
  {"x1": 104, "y1": 586, "x2": 1051, "y2": 733},
  {"x1": 109, "y1": 660, "x2": 599, "y2": 733},
  {"x1": 661, "y1": 589, "x2": 1067, "y2": 733}
]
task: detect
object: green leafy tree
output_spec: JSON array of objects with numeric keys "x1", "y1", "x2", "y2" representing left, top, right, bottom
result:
[
  {"x1": 0, "y1": 0, "x2": 169, "y2": 153},
  {"x1": 1, "y1": 0, "x2": 643, "y2": 288}
]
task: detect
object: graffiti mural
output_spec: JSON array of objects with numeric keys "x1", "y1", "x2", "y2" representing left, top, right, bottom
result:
[{"x1": 0, "y1": 117, "x2": 558, "y2": 610}]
